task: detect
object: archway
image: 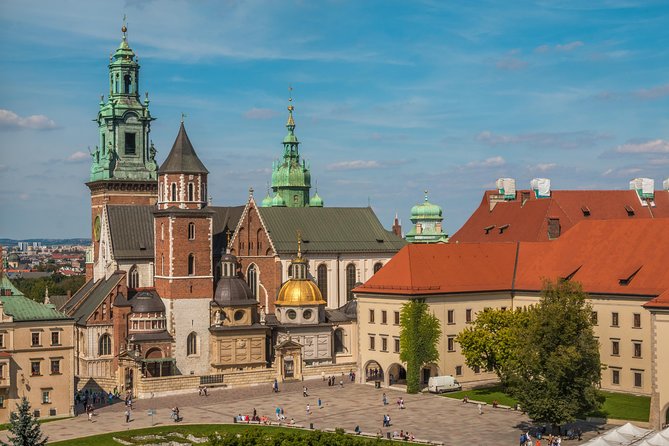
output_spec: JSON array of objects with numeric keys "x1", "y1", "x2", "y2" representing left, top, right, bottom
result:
[
  {"x1": 364, "y1": 360, "x2": 384, "y2": 382},
  {"x1": 663, "y1": 402, "x2": 669, "y2": 429},
  {"x1": 421, "y1": 363, "x2": 440, "y2": 386},
  {"x1": 144, "y1": 348, "x2": 164, "y2": 377},
  {"x1": 387, "y1": 363, "x2": 407, "y2": 386}
]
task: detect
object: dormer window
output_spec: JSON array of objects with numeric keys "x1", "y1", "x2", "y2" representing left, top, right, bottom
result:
[
  {"x1": 619, "y1": 265, "x2": 642, "y2": 286},
  {"x1": 498, "y1": 224, "x2": 510, "y2": 234},
  {"x1": 581, "y1": 206, "x2": 591, "y2": 217},
  {"x1": 484, "y1": 225, "x2": 495, "y2": 235},
  {"x1": 625, "y1": 205, "x2": 635, "y2": 216}
]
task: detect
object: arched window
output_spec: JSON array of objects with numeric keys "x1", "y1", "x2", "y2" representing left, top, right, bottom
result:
[
  {"x1": 288, "y1": 264, "x2": 293, "y2": 278},
  {"x1": 98, "y1": 334, "x2": 111, "y2": 356},
  {"x1": 128, "y1": 265, "x2": 139, "y2": 289},
  {"x1": 171, "y1": 183, "x2": 177, "y2": 202},
  {"x1": 188, "y1": 222, "x2": 195, "y2": 240},
  {"x1": 188, "y1": 183, "x2": 194, "y2": 201},
  {"x1": 334, "y1": 328, "x2": 345, "y2": 354},
  {"x1": 187, "y1": 254, "x2": 195, "y2": 276},
  {"x1": 317, "y1": 264, "x2": 328, "y2": 299},
  {"x1": 123, "y1": 74, "x2": 131, "y2": 93},
  {"x1": 247, "y1": 264, "x2": 258, "y2": 299},
  {"x1": 187, "y1": 332, "x2": 197, "y2": 356},
  {"x1": 161, "y1": 223, "x2": 164, "y2": 241},
  {"x1": 374, "y1": 262, "x2": 383, "y2": 274},
  {"x1": 346, "y1": 264, "x2": 356, "y2": 302}
]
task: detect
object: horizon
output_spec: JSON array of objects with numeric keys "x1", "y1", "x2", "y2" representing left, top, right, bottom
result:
[{"x1": 1, "y1": 1, "x2": 668, "y2": 239}]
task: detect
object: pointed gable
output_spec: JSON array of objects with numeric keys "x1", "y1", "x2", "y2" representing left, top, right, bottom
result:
[{"x1": 158, "y1": 122, "x2": 209, "y2": 174}]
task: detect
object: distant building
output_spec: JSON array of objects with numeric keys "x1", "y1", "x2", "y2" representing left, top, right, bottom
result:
[{"x1": 404, "y1": 191, "x2": 448, "y2": 244}]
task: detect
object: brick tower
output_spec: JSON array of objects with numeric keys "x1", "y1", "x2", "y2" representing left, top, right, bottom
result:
[
  {"x1": 86, "y1": 22, "x2": 159, "y2": 280},
  {"x1": 154, "y1": 120, "x2": 214, "y2": 375}
]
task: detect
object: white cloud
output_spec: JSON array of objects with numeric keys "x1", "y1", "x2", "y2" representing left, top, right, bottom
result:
[
  {"x1": 530, "y1": 163, "x2": 557, "y2": 172},
  {"x1": 477, "y1": 130, "x2": 611, "y2": 150},
  {"x1": 615, "y1": 139, "x2": 669, "y2": 154},
  {"x1": 602, "y1": 167, "x2": 642, "y2": 178},
  {"x1": 327, "y1": 160, "x2": 383, "y2": 171},
  {"x1": 67, "y1": 151, "x2": 90, "y2": 162},
  {"x1": 243, "y1": 108, "x2": 279, "y2": 120},
  {"x1": 466, "y1": 156, "x2": 506, "y2": 168},
  {"x1": 0, "y1": 109, "x2": 57, "y2": 130}
]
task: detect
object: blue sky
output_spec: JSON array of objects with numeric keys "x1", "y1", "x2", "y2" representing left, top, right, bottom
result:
[{"x1": 0, "y1": 0, "x2": 668, "y2": 239}]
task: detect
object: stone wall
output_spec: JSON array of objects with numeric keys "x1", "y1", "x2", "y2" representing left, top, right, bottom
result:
[
  {"x1": 136, "y1": 375, "x2": 200, "y2": 398},
  {"x1": 303, "y1": 362, "x2": 357, "y2": 380},
  {"x1": 220, "y1": 368, "x2": 276, "y2": 387}
]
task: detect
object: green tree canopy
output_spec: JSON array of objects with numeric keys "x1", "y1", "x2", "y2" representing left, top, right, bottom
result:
[
  {"x1": 1, "y1": 397, "x2": 48, "y2": 446},
  {"x1": 455, "y1": 307, "x2": 528, "y2": 385},
  {"x1": 399, "y1": 299, "x2": 441, "y2": 393},
  {"x1": 508, "y1": 280, "x2": 603, "y2": 425}
]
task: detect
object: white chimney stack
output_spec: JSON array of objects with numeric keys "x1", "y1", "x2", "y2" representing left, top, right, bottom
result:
[
  {"x1": 664, "y1": 178, "x2": 669, "y2": 191},
  {"x1": 629, "y1": 177, "x2": 655, "y2": 199},
  {"x1": 530, "y1": 178, "x2": 551, "y2": 198},
  {"x1": 496, "y1": 178, "x2": 516, "y2": 200}
]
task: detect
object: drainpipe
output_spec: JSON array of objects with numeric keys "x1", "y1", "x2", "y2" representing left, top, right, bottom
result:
[{"x1": 336, "y1": 254, "x2": 341, "y2": 308}]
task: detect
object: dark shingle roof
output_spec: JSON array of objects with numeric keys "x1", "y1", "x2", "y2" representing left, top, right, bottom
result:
[
  {"x1": 68, "y1": 272, "x2": 125, "y2": 324},
  {"x1": 158, "y1": 123, "x2": 208, "y2": 174},
  {"x1": 212, "y1": 206, "x2": 245, "y2": 256},
  {"x1": 50, "y1": 295, "x2": 70, "y2": 311},
  {"x1": 108, "y1": 206, "x2": 155, "y2": 260},
  {"x1": 62, "y1": 279, "x2": 97, "y2": 314},
  {"x1": 257, "y1": 207, "x2": 406, "y2": 254}
]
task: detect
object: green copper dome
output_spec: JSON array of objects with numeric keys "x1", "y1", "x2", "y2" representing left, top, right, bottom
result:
[
  {"x1": 309, "y1": 192, "x2": 324, "y2": 207},
  {"x1": 410, "y1": 191, "x2": 442, "y2": 221},
  {"x1": 261, "y1": 192, "x2": 273, "y2": 207},
  {"x1": 271, "y1": 192, "x2": 286, "y2": 207}
]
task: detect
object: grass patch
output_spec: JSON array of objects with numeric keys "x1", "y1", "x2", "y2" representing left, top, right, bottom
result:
[
  {"x1": 0, "y1": 416, "x2": 72, "y2": 432},
  {"x1": 441, "y1": 385, "x2": 518, "y2": 407},
  {"x1": 50, "y1": 424, "x2": 395, "y2": 446},
  {"x1": 587, "y1": 391, "x2": 650, "y2": 422},
  {"x1": 442, "y1": 386, "x2": 650, "y2": 422}
]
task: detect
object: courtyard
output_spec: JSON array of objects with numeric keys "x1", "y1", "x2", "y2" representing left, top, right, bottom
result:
[{"x1": 2, "y1": 380, "x2": 607, "y2": 444}]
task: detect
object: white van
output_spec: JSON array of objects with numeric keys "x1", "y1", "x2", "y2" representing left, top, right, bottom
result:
[{"x1": 427, "y1": 375, "x2": 462, "y2": 393}]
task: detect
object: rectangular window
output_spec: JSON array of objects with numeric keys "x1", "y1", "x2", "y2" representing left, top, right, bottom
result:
[
  {"x1": 42, "y1": 391, "x2": 50, "y2": 404},
  {"x1": 369, "y1": 309, "x2": 375, "y2": 324},
  {"x1": 591, "y1": 311, "x2": 598, "y2": 325},
  {"x1": 50, "y1": 360, "x2": 60, "y2": 375},
  {"x1": 381, "y1": 311, "x2": 387, "y2": 324},
  {"x1": 0, "y1": 396, "x2": 4, "y2": 408},
  {"x1": 369, "y1": 336, "x2": 375, "y2": 350},
  {"x1": 455, "y1": 366, "x2": 463, "y2": 376},
  {"x1": 633, "y1": 342, "x2": 642, "y2": 358},
  {"x1": 33, "y1": 410, "x2": 40, "y2": 418},
  {"x1": 612, "y1": 369, "x2": 620, "y2": 385},
  {"x1": 394, "y1": 338, "x2": 400, "y2": 353},
  {"x1": 0, "y1": 333, "x2": 4, "y2": 348},
  {"x1": 381, "y1": 337, "x2": 388, "y2": 352},
  {"x1": 51, "y1": 331, "x2": 60, "y2": 346},
  {"x1": 633, "y1": 313, "x2": 641, "y2": 328},
  {"x1": 124, "y1": 132, "x2": 136, "y2": 155},
  {"x1": 31, "y1": 361, "x2": 41, "y2": 376},
  {"x1": 394, "y1": 311, "x2": 400, "y2": 325},
  {"x1": 447, "y1": 336, "x2": 455, "y2": 352},
  {"x1": 447, "y1": 310, "x2": 454, "y2": 324},
  {"x1": 634, "y1": 372, "x2": 642, "y2": 388},
  {"x1": 31, "y1": 332, "x2": 40, "y2": 347},
  {"x1": 612, "y1": 340, "x2": 620, "y2": 356},
  {"x1": 465, "y1": 309, "x2": 472, "y2": 323},
  {"x1": 473, "y1": 365, "x2": 481, "y2": 374},
  {"x1": 612, "y1": 312, "x2": 619, "y2": 327}
]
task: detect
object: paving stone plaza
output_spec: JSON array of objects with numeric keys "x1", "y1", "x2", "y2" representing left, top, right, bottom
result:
[{"x1": 2, "y1": 380, "x2": 605, "y2": 444}]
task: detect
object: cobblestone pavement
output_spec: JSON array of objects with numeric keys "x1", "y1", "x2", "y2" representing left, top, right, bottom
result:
[{"x1": 1, "y1": 380, "x2": 607, "y2": 444}]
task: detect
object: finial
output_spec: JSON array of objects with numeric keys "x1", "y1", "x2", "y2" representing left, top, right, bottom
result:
[
  {"x1": 121, "y1": 14, "x2": 128, "y2": 39},
  {"x1": 424, "y1": 189, "x2": 429, "y2": 202},
  {"x1": 181, "y1": 112, "x2": 186, "y2": 123},
  {"x1": 145, "y1": 91, "x2": 149, "y2": 104},
  {"x1": 297, "y1": 230, "x2": 302, "y2": 258},
  {"x1": 226, "y1": 229, "x2": 232, "y2": 254},
  {"x1": 100, "y1": 94, "x2": 104, "y2": 104},
  {"x1": 287, "y1": 85, "x2": 295, "y2": 115},
  {"x1": 249, "y1": 187, "x2": 254, "y2": 198},
  {"x1": 44, "y1": 286, "x2": 50, "y2": 305},
  {"x1": 315, "y1": 180, "x2": 318, "y2": 193}
]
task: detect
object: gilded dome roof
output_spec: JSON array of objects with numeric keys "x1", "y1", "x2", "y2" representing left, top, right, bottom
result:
[{"x1": 276, "y1": 279, "x2": 326, "y2": 306}]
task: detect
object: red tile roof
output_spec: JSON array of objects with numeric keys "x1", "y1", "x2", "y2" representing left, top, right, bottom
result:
[
  {"x1": 0, "y1": 351, "x2": 12, "y2": 358},
  {"x1": 451, "y1": 189, "x2": 669, "y2": 243},
  {"x1": 356, "y1": 218, "x2": 669, "y2": 301}
]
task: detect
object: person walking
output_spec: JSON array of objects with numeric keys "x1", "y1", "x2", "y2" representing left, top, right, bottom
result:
[
  {"x1": 318, "y1": 397, "x2": 322, "y2": 409},
  {"x1": 478, "y1": 403, "x2": 483, "y2": 415},
  {"x1": 125, "y1": 407, "x2": 131, "y2": 423},
  {"x1": 303, "y1": 386, "x2": 309, "y2": 397},
  {"x1": 306, "y1": 403, "x2": 311, "y2": 415},
  {"x1": 382, "y1": 393, "x2": 388, "y2": 405}
]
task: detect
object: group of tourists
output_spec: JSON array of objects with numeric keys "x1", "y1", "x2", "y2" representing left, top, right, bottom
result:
[
  {"x1": 366, "y1": 367, "x2": 383, "y2": 381},
  {"x1": 197, "y1": 386, "x2": 209, "y2": 396},
  {"x1": 170, "y1": 406, "x2": 181, "y2": 422}
]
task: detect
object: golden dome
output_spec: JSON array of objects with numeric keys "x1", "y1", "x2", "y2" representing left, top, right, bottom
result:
[{"x1": 276, "y1": 279, "x2": 326, "y2": 306}]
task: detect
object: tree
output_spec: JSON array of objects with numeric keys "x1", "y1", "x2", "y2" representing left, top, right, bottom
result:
[
  {"x1": 455, "y1": 307, "x2": 528, "y2": 385},
  {"x1": 399, "y1": 299, "x2": 441, "y2": 393},
  {"x1": 1, "y1": 397, "x2": 48, "y2": 446},
  {"x1": 508, "y1": 280, "x2": 603, "y2": 426}
]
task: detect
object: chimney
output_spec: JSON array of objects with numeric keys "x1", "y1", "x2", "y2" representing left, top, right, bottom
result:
[
  {"x1": 530, "y1": 178, "x2": 551, "y2": 198},
  {"x1": 496, "y1": 178, "x2": 516, "y2": 200},
  {"x1": 629, "y1": 178, "x2": 654, "y2": 200},
  {"x1": 392, "y1": 213, "x2": 402, "y2": 237},
  {"x1": 663, "y1": 178, "x2": 669, "y2": 191}
]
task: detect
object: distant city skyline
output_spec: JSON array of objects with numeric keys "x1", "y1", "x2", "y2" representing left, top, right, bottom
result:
[{"x1": 1, "y1": 0, "x2": 668, "y2": 238}]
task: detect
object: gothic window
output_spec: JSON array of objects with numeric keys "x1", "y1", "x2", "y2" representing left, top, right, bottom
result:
[
  {"x1": 187, "y1": 332, "x2": 198, "y2": 356},
  {"x1": 171, "y1": 183, "x2": 177, "y2": 202},
  {"x1": 98, "y1": 334, "x2": 111, "y2": 356},
  {"x1": 334, "y1": 329, "x2": 345, "y2": 354},
  {"x1": 123, "y1": 74, "x2": 131, "y2": 94},
  {"x1": 346, "y1": 264, "x2": 356, "y2": 301},
  {"x1": 187, "y1": 254, "x2": 195, "y2": 276},
  {"x1": 161, "y1": 223, "x2": 164, "y2": 241},
  {"x1": 188, "y1": 222, "x2": 195, "y2": 240},
  {"x1": 247, "y1": 264, "x2": 258, "y2": 299},
  {"x1": 128, "y1": 265, "x2": 139, "y2": 288},
  {"x1": 115, "y1": 73, "x2": 119, "y2": 94},
  {"x1": 124, "y1": 132, "x2": 136, "y2": 155},
  {"x1": 288, "y1": 264, "x2": 293, "y2": 278},
  {"x1": 188, "y1": 183, "x2": 194, "y2": 202},
  {"x1": 317, "y1": 264, "x2": 328, "y2": 300},
  {"x1": 374, "y1": 262, "x2": 383, "y2": 274}
]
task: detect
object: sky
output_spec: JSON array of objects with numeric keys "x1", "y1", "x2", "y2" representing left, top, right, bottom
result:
[{"x1": 0, "y1": 0, "x2": 668, "y2": 239}]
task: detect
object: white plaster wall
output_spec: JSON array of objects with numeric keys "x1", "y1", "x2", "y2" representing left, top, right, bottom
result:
[
  {"x1": 117, "y1": 261, "x2": 154, "y2": 288},
  {"x1": 169, "y1": 298, "x2": 211, "y2": 376}
]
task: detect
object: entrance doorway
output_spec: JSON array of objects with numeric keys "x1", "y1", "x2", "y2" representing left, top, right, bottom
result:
[{"x1": 284, "y1": 358, "x2": 294, "y2": 378}]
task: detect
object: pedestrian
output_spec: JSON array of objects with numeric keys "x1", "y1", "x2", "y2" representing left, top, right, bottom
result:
[
  {"x1": 253, "y1": 407, "x2": 257, "y2": 419},
  {"x1": 318, "y1": 397, "x2": 322, "y2": 409},
  {"x1": 87, "y1": 405, "x2": 93, "y2": 422},
  {"x1": 125, "y1": 408, "x2": 131, "y2": 423},
  {"x1": 275, "y1": 406, "x2": 281, "y2": 420},
  {"x1": 203, "y1": 386, "x2": 208, "y2": 396},
  {"x1": 339, "y1": 379, "x2": 343, "y2": 387},
  {"x1": 306, "y1": 403, "x2": 311, "y2": 415},
  {"x1": 175, "y1": 407, "x2": 180, "y2": 422},
  {"x1": 303, "y1": 386, "x2": 309, "y2": 397},
  {"x1": 273, "y1": 378, "x2": 279, "y2": 393},
  {"x1": 478, "y1": 403, "x2": 483, "y2": 415},
  {"x1": 198, "y1": 386, "x2": 202, "y2": 396},
  {"x1": 383, "y1": 393, "x2": 388, "y2": 405}
]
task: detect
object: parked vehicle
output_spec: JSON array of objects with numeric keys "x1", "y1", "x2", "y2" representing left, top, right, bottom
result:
[{"x1": 427, "y1": 375, "x2": 462, "y2": 393}]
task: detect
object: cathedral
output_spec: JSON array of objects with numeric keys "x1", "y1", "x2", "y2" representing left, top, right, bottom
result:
[{"x1": 59, "y1": 24, "x2": 404, "y2": 395}]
